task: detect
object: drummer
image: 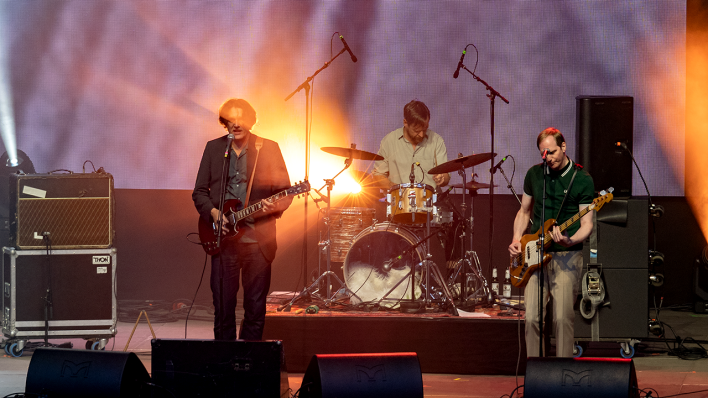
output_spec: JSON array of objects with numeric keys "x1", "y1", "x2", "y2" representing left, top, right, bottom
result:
[{"x1": 372, "y1": 100, "x2": 450, "y2": 189}]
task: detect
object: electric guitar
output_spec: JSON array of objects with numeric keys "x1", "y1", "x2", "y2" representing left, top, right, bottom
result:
[
  {"x1": 198, "y1": 180, "x2": 310, "y2": 255},
  {"x1": 509, "y1": 188, "x2": 614, "y2": 288}
]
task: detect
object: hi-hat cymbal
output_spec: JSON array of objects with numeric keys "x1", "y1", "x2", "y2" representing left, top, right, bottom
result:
[
  {"x1": 428, "y1": 152, "x2": 496, "y2": 175},
  {"x1": 321, "y1": 146, "x2": 384, "y2": 161},
  {"x1": 450, "y1": 181, "x2": 497, "y2": 190}
]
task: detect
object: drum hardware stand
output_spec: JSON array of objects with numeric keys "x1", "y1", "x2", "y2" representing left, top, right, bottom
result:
[
  {"x1": 453, "y1": 163, "x2": 491, "y2": 309},
  {"x1": 278, "y1": 153, "x2": 362, "y2": 311},
  {"x1": 374, "y1": 221, "x2": 458, "y2": 315}
]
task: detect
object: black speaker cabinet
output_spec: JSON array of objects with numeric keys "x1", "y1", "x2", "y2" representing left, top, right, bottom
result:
[
  {"x1": 576, "y1": 96, "x2": 633, "y2": 198},
  {"x1": 524, "y1": 357, "x2": 639, "y2": 398},
  {"x1": 25, "y1": 347, "x2": 151, "y2": 398},
  {"x1": 299, "y1": 352, "x2": 423, "y2": 398},
  {"x1": 151, "y1": 339, "x2": 288, "y2": 398},
  {"x1": 575, "y1": 199, "x2": 649, "y2": 339},
  {"x1": 2, "y1": 247, "x2": 117, "y2": 340},
  {"x1": 9, "y1": 173, "x2": 114, "y2": 249}
]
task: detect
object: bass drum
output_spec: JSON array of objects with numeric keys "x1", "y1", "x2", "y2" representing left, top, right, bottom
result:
[{"x1": 343, "y1": 222, "x2": 423, "y2": 308}]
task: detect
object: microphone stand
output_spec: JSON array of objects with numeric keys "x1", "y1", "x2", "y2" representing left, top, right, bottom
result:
[
  {"x1": 495, "y1": 166, "x2": 522, "y2": 206},
  {"x1": 538, "y1": 156, "x2": 549, "y2": 357},
  {"x1": 285, "y1": 45, "x2": 350, "y2": 297},
  {"x1": 460, "y1": 64, "x2": 509, "y2": 308},
  {"x1": 215, "y1": 138, "x2": 231, "y2": 339}
]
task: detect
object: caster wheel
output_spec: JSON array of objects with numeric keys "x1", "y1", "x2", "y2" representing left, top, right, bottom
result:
[
  {"x1": 3, "y1": 343, "x2": 10, "y2": 356},
  {"x1": 620, "y1": 344, "x2": 635, "y2": 358},
  {"x1": 8, "y1": 343, "x2": 23, "y2": 357},
  {"x1": 573, "y1": 344, "x2": 584, "y2": 358},
  {"x1": 85, "y1": 341, "x2": 93, "y2": 350},
  {"x1": 90, "y1": 341, "x2": 104, "y2": 351}
]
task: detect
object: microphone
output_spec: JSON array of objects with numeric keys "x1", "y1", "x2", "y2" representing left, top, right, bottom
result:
[
  {"x1": 541, "y1": 148, "x2": 549, "y2": 161},
  {"x1": 489, "y1": 155, "x2": 508, "y2": 174},
  {"x1": 339, "y1": 35, "x2": 358, "y2": 63},
  {"x1": 435, "y1": 186, "x2": 454, "y2": 204},
  {"x1": 224, "y1": 134, "x2": 235, "y2": 158},
  {"x1": 410, "y1": 162, "x2": 416, "y2": 184},
  {"x1": 453, "y1": 49, "x2": 466, "y2": 79},
  {"x1": 615, "y1": 141, "x2": 628, "y2": 150}
]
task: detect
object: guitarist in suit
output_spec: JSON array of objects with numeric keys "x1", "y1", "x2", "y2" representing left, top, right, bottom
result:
[
  {"x1": 508, "y1": 128, "x2": 594, "y2": 357},
  {"x1": 193, "y1": 98, "x2": 293, "y2": 341}
]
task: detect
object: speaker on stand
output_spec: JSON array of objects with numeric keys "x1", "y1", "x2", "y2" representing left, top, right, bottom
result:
[{"x1": 576, "y1": 95, "x2": 633, "y2": 198}]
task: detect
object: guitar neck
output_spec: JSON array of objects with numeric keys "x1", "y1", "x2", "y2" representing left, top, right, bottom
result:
[
  {"x1": 234, "y1": 190, "x2": 287, "y2": 222},
  {"x1": 542, "y1": 204, "x2": 594, "y2": 243}
]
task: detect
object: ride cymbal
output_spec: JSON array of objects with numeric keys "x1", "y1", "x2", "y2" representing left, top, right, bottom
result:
[{"x1": 427, "y1": 152, "x2": 496, "y2": 174}]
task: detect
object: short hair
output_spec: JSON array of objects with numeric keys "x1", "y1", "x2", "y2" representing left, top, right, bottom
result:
[
  {"x1": 218, "y1": 98, "x2": 257, "y2": 130},
  {"x1": 403, "y1": 100, "x2": 430, "y2": 127},
  {"x1": 536, "y1": 127, "x2": 565, "y2": 150}
]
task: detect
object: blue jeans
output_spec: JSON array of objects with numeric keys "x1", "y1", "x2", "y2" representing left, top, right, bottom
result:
[{"x1": 210, "y1": 242, "x2": 271, "y2": 340}]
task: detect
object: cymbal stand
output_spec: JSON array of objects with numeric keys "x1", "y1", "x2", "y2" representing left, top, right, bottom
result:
[
  {"x1": 278, "y1": 155, "x2": 362, "y2": 311},
  {"x1": 449, "y1": 167, "x2": 491, "y2": 307}
]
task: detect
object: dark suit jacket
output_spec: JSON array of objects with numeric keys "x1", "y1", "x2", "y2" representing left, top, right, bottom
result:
[{"x1": 192, "y1": 133, "x2": 291, "y2": 262}]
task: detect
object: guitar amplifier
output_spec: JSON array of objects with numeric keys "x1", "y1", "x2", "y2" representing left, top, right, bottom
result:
[{"x1": 9, "y1": 173, "x2": 114, "y2": 250}]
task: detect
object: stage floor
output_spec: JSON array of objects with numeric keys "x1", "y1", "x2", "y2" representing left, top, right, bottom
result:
[{"x1": 1, "y1": 303, "x2": 707, "y2": 397}]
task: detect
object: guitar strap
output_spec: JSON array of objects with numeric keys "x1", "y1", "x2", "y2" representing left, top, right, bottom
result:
[
  {"x1": 244, "y1": 136, "x2": 264, "y2": 207},
  {"x1": 552, "y1": 164, "x2": 579, "y2": 222}
]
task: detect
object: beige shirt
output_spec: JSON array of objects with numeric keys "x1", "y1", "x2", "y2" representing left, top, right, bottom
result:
[{"x1": 373, "y1": 127, "x2": 448, "y2": 188}]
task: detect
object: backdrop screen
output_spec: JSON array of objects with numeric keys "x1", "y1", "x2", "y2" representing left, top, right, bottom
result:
[{"x1": 3, "y1": 1, "x2": 685, "y2": 195}]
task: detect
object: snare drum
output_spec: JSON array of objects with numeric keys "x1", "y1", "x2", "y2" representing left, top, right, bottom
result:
[
  {"x1": 327, "y1": 207, "x2": 376, "y2": 262},
  {"x1": 386, "y1": 183, "x2": 436, "y2": 224},
  {"x1": 343, "y1": 222, "x2": 423, "y2": 308}
]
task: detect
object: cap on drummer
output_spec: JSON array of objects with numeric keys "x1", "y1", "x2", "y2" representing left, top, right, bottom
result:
[{"x1": 403, "y1": 101, "x2": 450, "y2": 187}]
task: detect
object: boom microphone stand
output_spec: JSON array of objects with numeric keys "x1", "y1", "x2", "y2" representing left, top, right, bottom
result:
[
  {"x1": 458, "y1": 46, "x2": 509, "y2": 307},
  {"x1": 285, "y1": 40, "x2": 353, "y2": 298}
]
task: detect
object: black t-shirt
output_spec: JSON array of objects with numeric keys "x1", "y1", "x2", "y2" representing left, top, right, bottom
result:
[{"x1": 523, "y1": 159, "x2": 594, "y2": 252}]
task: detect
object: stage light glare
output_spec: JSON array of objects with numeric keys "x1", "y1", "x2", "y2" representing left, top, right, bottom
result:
[
  {"x1": 333, "y1": 174, "x2": 362, "y2": 195},
  {"x1": 0, "y1": 2, "x2": 17, "y2": 163}
]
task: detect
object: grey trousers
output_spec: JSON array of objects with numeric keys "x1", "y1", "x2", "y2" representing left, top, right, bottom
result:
[{"x1": 524, "y1": 250, "x2": 584, "y2": 357}]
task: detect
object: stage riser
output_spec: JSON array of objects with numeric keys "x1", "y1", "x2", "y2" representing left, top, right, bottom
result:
[{"x1": 263, "y1": 316, "x2": 527, "y2": 375}]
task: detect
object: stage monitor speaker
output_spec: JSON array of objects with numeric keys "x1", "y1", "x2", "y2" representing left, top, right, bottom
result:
[
  {"x1": 25, "y1": 347, "x2": 150, "y2": 398},
  {"x1": 576, "y1": 96, "x2": 633, "y2": 198},
  {"x1": 299, "y1": 352, "x2": 423, "y2": 398},
  {"x1": 151, "y1": 339, "x2": 288, "y2": 398},
  {"x1": 9, "y1": 173, "x2": 114, "y2": 249},
  {"x1": 524, "y1": 357, "x2": 639, "y2": 398}
]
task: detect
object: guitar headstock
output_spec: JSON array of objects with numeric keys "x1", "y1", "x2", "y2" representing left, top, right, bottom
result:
[
  {"x1": 287, "y1": 180, "x2": 311, "y2": 198},
  {"x1": 593, "y1": 187, "x2": 614, "y2": 211}
]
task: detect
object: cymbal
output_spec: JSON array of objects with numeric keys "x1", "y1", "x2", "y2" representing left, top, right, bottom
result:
[
  {"x1": 450, "y1": 181, "x2": 497, "y2": 190},
  {"x1": 321, "y1": 146, "x2": 384, "y2": 161},
  {"x1": 427, "y1": 152, "x2": 496, "y2": 174}
]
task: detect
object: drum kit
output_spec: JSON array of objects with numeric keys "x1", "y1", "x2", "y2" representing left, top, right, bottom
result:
[{"x1": 280, "y1": 144, "x2": 498, "y2": 314}]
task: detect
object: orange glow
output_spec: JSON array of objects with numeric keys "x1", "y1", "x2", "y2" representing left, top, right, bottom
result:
[{"x1": 686, "y1": 26, "x2": 708, "y2": 242}]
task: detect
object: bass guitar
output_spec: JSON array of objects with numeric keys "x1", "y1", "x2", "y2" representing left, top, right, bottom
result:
[
  {"x1": 509, "y1": 188, "x2": 614, "y2": 288},
  {"x1": 198, "y1": 180, "x2": 310, "y2": 255}
]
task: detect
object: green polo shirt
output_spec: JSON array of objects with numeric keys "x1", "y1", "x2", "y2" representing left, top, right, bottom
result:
[{"x1": 523, "y1": 159, "x2": 594, "y2": 252}]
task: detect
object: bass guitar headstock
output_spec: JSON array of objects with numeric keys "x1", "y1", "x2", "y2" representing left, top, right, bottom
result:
[{"x1": 593, "y1": 187, "x2": 614, "y2": 212}]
